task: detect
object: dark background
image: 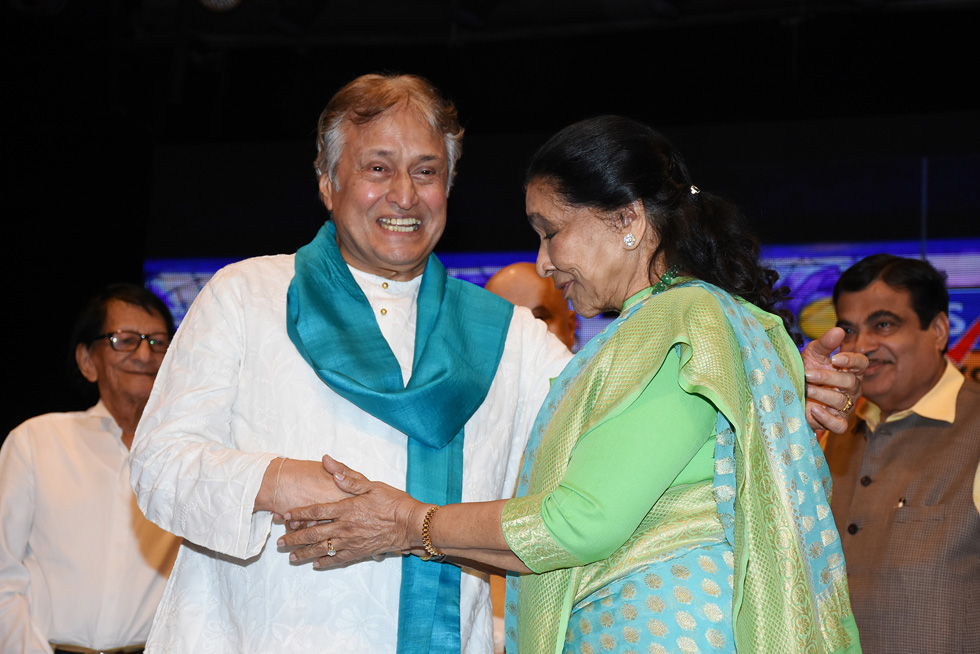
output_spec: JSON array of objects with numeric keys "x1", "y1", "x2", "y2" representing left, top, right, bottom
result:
[{"x1": 4, "y1": 0, "x2": 979, "y2": 437}]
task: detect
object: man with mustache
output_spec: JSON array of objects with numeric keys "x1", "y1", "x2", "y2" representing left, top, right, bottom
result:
[{"x1": 825, "y1": 253, "x2": 980, "y2": 653}]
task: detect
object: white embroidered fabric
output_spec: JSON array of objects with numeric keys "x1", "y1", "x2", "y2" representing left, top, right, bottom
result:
[{"x1": 129, "y1": 254, "x2": 571, "y2": 653}]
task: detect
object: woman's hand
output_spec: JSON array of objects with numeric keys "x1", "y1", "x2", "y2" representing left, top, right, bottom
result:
[
  {"x1": 801, "y1": 327, "x2": 867, "y2": 433},
  {"x1": 277, "y1": 455, "x2": 430, "y2": 568}
]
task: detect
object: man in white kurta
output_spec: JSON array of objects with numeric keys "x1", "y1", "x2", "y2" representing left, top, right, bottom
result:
[
  {"x1": 128, "y1": 74, "x2": 571, "y2": 653},
  {"x1": 130, "y1": 255, "x2": 568, "y2": 652}
]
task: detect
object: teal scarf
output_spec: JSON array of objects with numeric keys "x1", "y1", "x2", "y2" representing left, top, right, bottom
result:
[{"x1": 286, "y1": 222, "x2": 513, "y2": 654}]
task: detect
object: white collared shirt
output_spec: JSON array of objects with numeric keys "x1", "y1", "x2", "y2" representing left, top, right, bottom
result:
[
  {"x1": 348, "y1": 265, "x2": 421, "y2": 385},
  {"x1": 0, "y1": 402, "x2": 180, "y2": 653}
]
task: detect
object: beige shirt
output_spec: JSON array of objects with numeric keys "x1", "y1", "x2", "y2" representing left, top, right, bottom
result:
[
  {"x1": 856, "y1": 359, "x2": 963, "y2": 430},
  {"x1": 974, "y1": 462, "x2": 980, "y2": 516}
]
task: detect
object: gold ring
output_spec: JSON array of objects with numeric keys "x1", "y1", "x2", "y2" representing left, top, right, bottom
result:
[
  {"x1": 326, "y1": 539, "x2": 337, "y2": 557},
  {"x1": 841, "y1": 393, "x2": 854, "y2": 414}
]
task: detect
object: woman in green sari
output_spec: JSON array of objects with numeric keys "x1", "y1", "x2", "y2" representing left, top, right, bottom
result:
[{"x1": 282, "y1": 116, "x2": 862, "y2": 653}]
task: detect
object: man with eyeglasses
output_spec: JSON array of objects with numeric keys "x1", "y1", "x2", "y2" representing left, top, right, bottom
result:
[{"x1": 0, "y1": 284, "x2": 181, "y2": 654}]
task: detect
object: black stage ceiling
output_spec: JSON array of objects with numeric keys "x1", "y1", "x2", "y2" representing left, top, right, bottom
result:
[{"x1": 3, "y1": 0, "x2": 979, "y2": 434}]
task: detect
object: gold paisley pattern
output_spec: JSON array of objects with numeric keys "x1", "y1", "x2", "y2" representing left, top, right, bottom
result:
[
  {"x1": 703, "y1": 603, "x2": 724, "y2": 623},
  {"x1": 701, "y1": 579, "x2": 721, "y2": 597},
  {"x1": 569, "y1": 545, "x2": 736, "y2": 653},
  {"x1": 698, "y1": 555, "x2": 717, "y2": 574},
  {"x1": 706, "y1": 628, "x2": 727, "y2": 648},
  {"x1": 674, "y1": 586, "x2": 694, "y2": 604}
]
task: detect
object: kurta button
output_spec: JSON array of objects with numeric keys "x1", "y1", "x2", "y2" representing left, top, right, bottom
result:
[
  {"x1": 847, "y1": 523, "x2": 859, "y2": 535},
  {"x1": 380, "y1": 308, "x2": 387, "y2": 316},
  {"x1": 382, "y1": 282, "x2": 389, "y2": 289},
  {"x1": 860, "y1": 476, "x2": 872, "y2": 486}
]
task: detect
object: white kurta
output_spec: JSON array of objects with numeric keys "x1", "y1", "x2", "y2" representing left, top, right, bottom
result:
[
  {"x1": 0, "y1": 403, "x2": 180, "y2": 654},
  {"x1": 129, "y1": 254, "x2": 571, "y2": 654}
]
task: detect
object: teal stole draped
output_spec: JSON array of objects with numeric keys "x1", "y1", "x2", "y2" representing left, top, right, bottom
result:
[{"x1": 286, "y1": 222, "x2": 513, "y2": 654}]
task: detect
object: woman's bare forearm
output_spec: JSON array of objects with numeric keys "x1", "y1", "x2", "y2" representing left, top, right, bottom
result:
[{"x1": 424, "y1": 501, "x2": 532, "y2": 573}]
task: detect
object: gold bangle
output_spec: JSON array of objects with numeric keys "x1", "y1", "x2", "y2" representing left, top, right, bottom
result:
[{"x1": 420, "y1": 505, "x2": 445, "y2": 561}]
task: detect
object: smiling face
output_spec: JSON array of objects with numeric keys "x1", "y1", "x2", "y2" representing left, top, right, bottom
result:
[
  {"x1": 319, "y1": 106, "x2": 449, "y2": 281},
  {"x1": 525, "y1": 179, "x2": 655, "y2": 318},
  {"x1": 835, "y1": 279, "x2": 949, "y2": 417},
  {"x1": 76, "y1": 299, "x2": 168, "y2": 408}
]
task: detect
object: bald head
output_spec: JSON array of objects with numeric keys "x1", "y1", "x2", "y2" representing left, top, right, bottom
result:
[{"x1": 486, "y1": 262, "x2": 576, "y2": 349}]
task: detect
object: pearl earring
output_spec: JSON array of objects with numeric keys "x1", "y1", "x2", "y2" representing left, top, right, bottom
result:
[{"x1": 623, "y1": 233, "x2": 636, "y2": 248}]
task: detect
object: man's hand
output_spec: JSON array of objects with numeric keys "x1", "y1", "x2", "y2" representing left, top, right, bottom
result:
[
  {"x1": 801, "y1": 327, "x2": 867, "y2": 433},
  {"x1": 254, "y1": 457, "x2": 351, "y2": 516}
]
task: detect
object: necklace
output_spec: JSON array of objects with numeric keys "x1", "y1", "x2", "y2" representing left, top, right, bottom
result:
[
  {"x1": 622, "y1": 266, "x2": 683, "y2": 313},
  {"x1": 649, "y1": 265, "x2": 681, "y2": 295}
]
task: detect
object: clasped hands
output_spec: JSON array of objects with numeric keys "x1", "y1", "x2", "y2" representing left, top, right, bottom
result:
[
  {"x1": 276, "y1": 455, "x2": 427, "y2": 569},
  {"x1": 274, "y1": 328, "x2": 867, "y2": 568}
]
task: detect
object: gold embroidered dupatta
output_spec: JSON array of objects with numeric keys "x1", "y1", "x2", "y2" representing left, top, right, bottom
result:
[{"x1": 502, "y1": 283, "x2": 860, "y2": 654}]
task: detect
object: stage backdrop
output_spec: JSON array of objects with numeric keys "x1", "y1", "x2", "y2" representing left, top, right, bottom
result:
[{"x1": 146, "y1": 237, "x2": 980, "y2": 383}]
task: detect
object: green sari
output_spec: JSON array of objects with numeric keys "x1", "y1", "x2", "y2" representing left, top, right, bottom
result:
[{"x1": 502, "y1": 280, "x2": 860, "y2": 654}]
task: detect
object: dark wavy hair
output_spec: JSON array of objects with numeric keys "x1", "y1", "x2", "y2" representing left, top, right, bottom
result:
[
  {"x1": 68, "y1": 283, "x2": 175, "y2": 400},
  {"x1": 525, "y1": 115, "x2": 792, "y2": 330}
]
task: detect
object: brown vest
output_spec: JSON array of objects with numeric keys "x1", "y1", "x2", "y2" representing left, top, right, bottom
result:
[{"x1": 823, "y1": 379, "x2": 980, "y2": 654}]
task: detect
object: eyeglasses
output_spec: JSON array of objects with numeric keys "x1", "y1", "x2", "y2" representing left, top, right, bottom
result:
[{"x1": 92, "y1": 330, "x2": 171, "y2": 353}]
